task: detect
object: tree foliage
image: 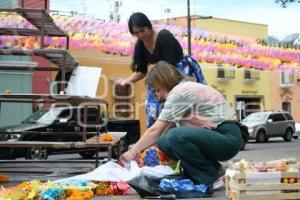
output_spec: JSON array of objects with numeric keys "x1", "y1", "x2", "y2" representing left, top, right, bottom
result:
[{"x1": 275, "y1": 0, "x2": 300, "y2": 8}]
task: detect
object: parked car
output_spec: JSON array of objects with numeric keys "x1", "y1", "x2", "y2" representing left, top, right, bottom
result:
[
  {"x1": 293, "y1": 122, "x2": 300, "y2": 139},
  {"x1": 241, "y1": 111, "x2": 295, "y2": 143},
  {"x1": 0, "y1": 106, "x2": 140, "y2": 160}
]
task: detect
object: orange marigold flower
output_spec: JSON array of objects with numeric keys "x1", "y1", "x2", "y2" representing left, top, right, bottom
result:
[{"x1": 101, "y1": 133, "x2": 113, "y2": 141}]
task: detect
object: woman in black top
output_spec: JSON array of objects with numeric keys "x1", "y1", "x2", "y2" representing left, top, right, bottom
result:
[{"x1": 115, "y1": 12, "x2": 206, "y2": 128}]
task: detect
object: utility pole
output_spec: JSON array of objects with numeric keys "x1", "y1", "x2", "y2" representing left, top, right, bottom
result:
[
  {"x1": 164, "y1": 8, "x2": 171, "y2": 24},
  {"x1": 187, "y1": 0, "x2": 191, "y2": 55},
  {"x1": 109, "y1": 0, "x2": 122, "y2": 23},
  {"x1": 187, "y1": 0, "x2": 212, "y2": 56}
]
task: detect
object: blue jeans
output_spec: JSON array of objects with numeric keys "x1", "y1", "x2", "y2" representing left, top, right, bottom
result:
[{"x1": 146, "y1": 55, "x2": 206, "y2": 128}]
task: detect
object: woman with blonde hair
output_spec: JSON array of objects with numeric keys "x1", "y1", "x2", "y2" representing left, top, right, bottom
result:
[{"x1": 119, "y1": 61, "x2": 242, "y2": 191}]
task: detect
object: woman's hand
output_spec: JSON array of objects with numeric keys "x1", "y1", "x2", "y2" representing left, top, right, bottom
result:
[
  {"x1": 115, "y1": 72, "x2": 146, "y2": 87},
  {"x1": 119, "y1": 150, "x2": 137, "y2": 166},
  {"x1": 114, "y1": 79, "x2": 129, "y2": 87},
  {"x1": 119, "y1": 120, "x2": 170, "y2": 166}
]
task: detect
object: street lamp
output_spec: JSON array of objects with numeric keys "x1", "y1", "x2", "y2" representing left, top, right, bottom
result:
[{"x1": 187, "y1": 0, "x2": 212, "y2": 55}]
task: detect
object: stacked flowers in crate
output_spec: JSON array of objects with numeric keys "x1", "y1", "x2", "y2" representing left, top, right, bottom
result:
[{"x1": 226, "y1": 158, "x2": 300, "y2": 200}]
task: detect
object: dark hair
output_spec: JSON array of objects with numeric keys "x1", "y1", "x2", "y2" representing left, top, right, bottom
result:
[
  {"x1": 128, "y1": 12, "x2": 152, "y2": 35},
  {"x1": 131, "y1": 41, "x2": 147, "y2": 73},
  {"x1": 128, "y1": 12, "x2": 152, "y2": 73}
]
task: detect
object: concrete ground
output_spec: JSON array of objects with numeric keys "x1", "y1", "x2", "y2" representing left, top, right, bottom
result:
[
  {"x1": 0, "y1": 160, "x2": 227, "y2": 200},
  {"x1": 1, "y1": 138, "x2": 300, "y2": 200}
]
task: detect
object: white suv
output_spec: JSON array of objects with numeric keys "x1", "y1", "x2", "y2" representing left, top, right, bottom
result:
[{"x1": 241, "y1": 111, "x2": 295, "y2": 143}]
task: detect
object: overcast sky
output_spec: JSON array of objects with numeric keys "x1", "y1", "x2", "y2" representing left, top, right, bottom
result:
[{"x1": 51, "y1": 0, "x2": 300, "y2": 40}]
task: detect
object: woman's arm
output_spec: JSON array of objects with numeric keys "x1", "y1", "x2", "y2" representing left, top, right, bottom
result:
[
  {"x1": 115, "y1": 72, "x2": 146, "y2": 86},
  {"x1": 119, "y1": 119, "x2": 171, "y2": 164}
]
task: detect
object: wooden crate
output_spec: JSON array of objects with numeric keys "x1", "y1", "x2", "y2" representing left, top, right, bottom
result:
[{"x1": 226, "y1": 170, "x2": 300, "y2": 200}]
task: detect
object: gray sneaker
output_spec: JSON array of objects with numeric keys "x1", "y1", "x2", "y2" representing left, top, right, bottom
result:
[{"x1": 213, "y1": 175, "x2": 225, "y2": 190}]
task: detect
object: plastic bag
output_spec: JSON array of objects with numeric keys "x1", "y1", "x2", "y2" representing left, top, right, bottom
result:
[
  {"x1": 128, "y1": 175, "x2": 165, "y2": 197},
  {"x1": 57, "y1": 161, "x2": 173, "y2": 182},
  {"x1": 128, "y1": 174, "x2": 213, "y2": 199},
  {"x1": 58, "y1": 161, "x2": 141, "y2": 182}
]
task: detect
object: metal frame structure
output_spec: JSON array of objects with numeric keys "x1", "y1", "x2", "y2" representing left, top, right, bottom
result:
[
  {"x1": 0, "y1": 9, "x2": 121, "y2": 167},
  {"x1": 0, "y1": 8, "x2": 75, "y2": 88},
  {"x1": 0, "y1": 8, "x2": 69, "y2": 49},
  {"x1": 0, "y1": 48, "x2": 78, "y2": 69},
  {"x1": 0, "y1": 48, "x2": 78, "y2": 91}
]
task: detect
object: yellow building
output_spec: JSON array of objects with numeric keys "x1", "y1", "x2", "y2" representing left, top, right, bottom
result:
[
  {"x1": 69, "y1": 15, "x2": 300, "y2": 133},
  {"x1": 201, "y1": 63, "x2": 300, "y2": 122},
  {"x1": 203, "y1": 64, "x2": 270, "y2": 120},
  {"x1": 70, "y1": 49, "x2": 300, "y2": 133},
  {"x1": 153, "y1": 15, "x2": 268, "y2": 39},
  {"x1": 154, "y1": 16, "x2": 300, "y2": 122}
]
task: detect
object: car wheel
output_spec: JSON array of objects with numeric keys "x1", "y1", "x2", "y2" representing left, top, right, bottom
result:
[
  {"x1": 25, "y1": 146, "x2": 48, "y2": 160},
  {"x1": 256, "y1": 130, "x2": 267, "y2": 143},
  {"x1": 78, "y1": 151, "x2": 96, "y2": 159},
  {"x1": 293, "y1": 136, "x2": 299, "y2": 139},
  {"x1": 283, "y1": 129, "x2": 293, "y2": 142}
]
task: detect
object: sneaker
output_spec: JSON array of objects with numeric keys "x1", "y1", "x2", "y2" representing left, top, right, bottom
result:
[
  {"x1": 217, "y1": 164, "x2": 226, "y2": 177},
  {"x1": 213, "y1": 175, "x2": 225, "y2": 190}
]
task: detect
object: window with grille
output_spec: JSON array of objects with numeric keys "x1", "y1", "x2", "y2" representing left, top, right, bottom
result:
[
  {"x1": 280, "y1": 71, "x2": 294, "y2": 87},
  {"x1": 217, "y1": 66, "x2": 235, "y2": 80},
  {"x1": 244, "y1": 69, "x2": 260, "y2": 81},
  {"x1": 217, "y1": 66, "x2": 225, "y2": 78}
]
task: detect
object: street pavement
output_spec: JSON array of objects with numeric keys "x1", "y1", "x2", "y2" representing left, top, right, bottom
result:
[
  {"x1": 1, "y1": 137, "x2": 300, "y2": 200},
  {"x1": 95, "y1": 138, "x2": 300, "y2": 199}
]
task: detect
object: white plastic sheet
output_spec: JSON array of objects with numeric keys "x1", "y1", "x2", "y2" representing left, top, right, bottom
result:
[
  {"x1": 141, "y1": 165, "x2": 174, "y2": 178},
  {"x1": 57, "y1": 161, "x2": 173, "y2": 183}
]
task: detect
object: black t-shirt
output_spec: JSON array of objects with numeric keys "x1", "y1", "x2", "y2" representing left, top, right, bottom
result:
[{"x1": 134, "y1": 29, "x2": 183, "y2": 73}]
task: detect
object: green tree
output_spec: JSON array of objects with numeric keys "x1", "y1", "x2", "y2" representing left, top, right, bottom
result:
[{"x1": 275, "y1": 0, "x2": 300, "y2": 8}]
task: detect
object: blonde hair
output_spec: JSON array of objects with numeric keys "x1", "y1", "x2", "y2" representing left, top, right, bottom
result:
[{"x1": 145, "y1": 61, "x2": 185, "y2": 91}]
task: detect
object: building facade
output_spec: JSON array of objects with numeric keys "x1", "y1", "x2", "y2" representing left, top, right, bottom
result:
[
  {"x1": 70, "y1": 49, "x2": 300, "y2": 133},
  {"x1": 1, "y1": 5, "x2": 299, "y2": 131},
  {"x1": 153, "y1": 15, "x2": 268, "y2": 39}
]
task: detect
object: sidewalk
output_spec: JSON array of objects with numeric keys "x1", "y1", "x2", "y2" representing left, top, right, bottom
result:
[{"x1": 2, "y1": 139, "x2": 300, "y2": 200}]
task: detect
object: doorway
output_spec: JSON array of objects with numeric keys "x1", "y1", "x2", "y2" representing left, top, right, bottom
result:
[{"x1": 235, "y1": 96, "x2": 263, "y2": 121}]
